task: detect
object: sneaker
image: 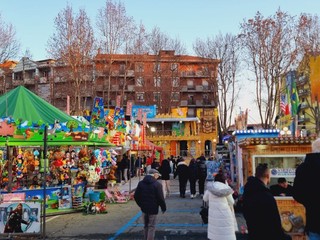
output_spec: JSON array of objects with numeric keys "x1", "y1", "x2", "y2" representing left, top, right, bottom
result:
[
  {"x1": 200, "y1": 194, "x2": 204, "y2": 198},
  {"x1": 190, "y1": 194, "x2": 194, "y2": 199}
]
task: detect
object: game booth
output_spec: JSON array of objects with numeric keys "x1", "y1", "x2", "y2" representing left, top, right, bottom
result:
[
  {"x1": 0, "y1": 87, "x2": 122, "y2": 237},
  {"x1": 235, "y1": 131, "x2": 315, "y2": 240}
]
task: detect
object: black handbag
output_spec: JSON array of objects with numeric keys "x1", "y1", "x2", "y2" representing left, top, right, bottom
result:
[{"x1": 199, "y1": 201, "x2": 208, "y2": 224}]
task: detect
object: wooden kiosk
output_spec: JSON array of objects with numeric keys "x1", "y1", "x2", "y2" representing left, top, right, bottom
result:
[{"x1": 238, "y1": 135, "x2": 316, "y2": 240}]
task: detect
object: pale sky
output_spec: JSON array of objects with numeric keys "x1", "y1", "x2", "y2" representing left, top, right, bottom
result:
[{"x1": 1, "y1": 0, "x2": 320, "y2": 123}]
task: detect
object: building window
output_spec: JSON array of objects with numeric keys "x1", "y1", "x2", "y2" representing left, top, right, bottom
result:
[
  {"x1": 120, "y1": 64, "x2": 125, "y2": 74},
  {"x1": 187, "y1": 80, "x2": 194, "y2": 89},
  {"x1": 172, "y1": 92, "x2": 180, "y2": 101},
  {"x1": 154, "y1": 77, "x2": 161, "y2": 87},
  {"x1": 171, "y1": 63, "x2": 178, "y2": 71},
  {"x1": 136, "y1": 92, "x2": 145, "y2": 101},
  {"x1": 135, "y1": 63, "x2": 144, "y2": 72},
  {"x1": 202, "y1": 80, "x2": 209, "y2": 90},
  {"x1": 136, "y1": 77, "x2": 144, "y2": 87},
  {"x1": 154, "y1": 92, "x2": 161, "y2": 102},
  {"x1": 153, "y1": 63, "x2": 161, "y2": 72},
  {"x1": 172, "y1": 77, "x2": 179, "y2": 87}
]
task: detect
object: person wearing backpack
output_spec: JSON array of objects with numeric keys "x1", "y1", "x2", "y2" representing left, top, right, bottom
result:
[{"x1": 197, "y1": 153, "x2": 207, "y2": 197}]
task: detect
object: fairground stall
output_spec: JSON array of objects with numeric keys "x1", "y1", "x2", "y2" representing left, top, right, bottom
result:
[
  {"x1": 0, "y1": 87, "x2": 118, "y2": 237},
  {"x1": 237, "y1": 133, "x2": 315, "y2": 240}
]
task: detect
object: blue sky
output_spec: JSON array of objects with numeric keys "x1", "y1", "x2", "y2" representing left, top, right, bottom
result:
[
  {"x1": 2, "y1": 0, "x2": 320, "y2": 60},
  {"x1": 1, "y1": 0, "x2": 320, "y2": 123}
]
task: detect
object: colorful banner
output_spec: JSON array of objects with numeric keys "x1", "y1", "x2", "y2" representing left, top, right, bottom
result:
[
  {"x1": 91, "y1": 97, "x2": 105, "y2": 126},
  {"x1": 116, "y1": 95, "x2": 122, "y2": 108},
  {"x1": 171, "y1": 107, "x2": 187, "y2": 118},
  {"x1": 310, "y1": 56, "x2": 320, "y2": 102},
  {"x1": 132, "y1": 105, "x2": 157, "y2": 118},
  {"x1": 276, "y1": 198, "x2": 305, "y2": 235},
  {"x1": 0, "y1": 202, "x2": 41, "y2": 233},
  {"x1": 126, "y1": 101, "x2": 133, "y2": 116}
]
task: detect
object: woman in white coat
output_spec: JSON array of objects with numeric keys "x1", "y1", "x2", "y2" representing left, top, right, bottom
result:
[{"x1": 203, "y1": 172, "x2": 238, "y2": 240}]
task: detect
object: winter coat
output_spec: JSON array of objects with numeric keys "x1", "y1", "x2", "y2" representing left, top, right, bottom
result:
[
  {"x1": 188, "y1": 159, "x2": 198, "y2": 180},
  {"x1": 293, "y1": 153, "x2": 320, "y2": 234},
  {"x1": 203, "y1": 181, "x2": 237, "y2": 240},
  {"x1": 134, "y1": 175, "x2": 166, "y2": 215},
  {"x1": 243, "y1": 176, "x2": 290, "y2": 240},
  {"x1": 174, "y1": 161, "x2": 189, "y2": 182},
  {"x1": 159, "y1": 159, "x2": 171, "y2": 180}
]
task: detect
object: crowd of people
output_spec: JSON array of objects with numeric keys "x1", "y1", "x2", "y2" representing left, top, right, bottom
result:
[{"x1": 132, "y1": 137, "x2": 320, "y2": 240}]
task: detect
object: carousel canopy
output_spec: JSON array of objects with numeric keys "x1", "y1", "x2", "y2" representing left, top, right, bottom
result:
[{"x1": 0, "y1": 86, "x2": 76, "y2": 123}]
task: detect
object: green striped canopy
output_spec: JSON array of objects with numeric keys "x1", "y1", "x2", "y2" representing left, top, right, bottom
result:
[{"x1": 0, "y1": 85, "x2": 75, "y2": 123}]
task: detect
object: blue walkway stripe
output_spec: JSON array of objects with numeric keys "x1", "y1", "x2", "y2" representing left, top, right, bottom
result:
[{"x1": 107, "y1": 211, "x2": 142, "y2": 240}]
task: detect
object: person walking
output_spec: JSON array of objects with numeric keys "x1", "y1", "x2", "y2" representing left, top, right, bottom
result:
[
  {"x1": 203, "y1": 172, "x2": 237, "y2": 240},
  {"x1": 242, "y1": 163, "x2": 291, "y2": 240},
  {"x1": 188, "y1": 158, "x2": 198, "y2": 199},
  {"x1": 120, "y1": 154, "x2": 129, "y2": 183},
  {"x1": 134, "y1": 169, "x2": 166, "y2": 240},
  {"x1": 135, "y1": 156, "x2": 142, "y2": 177},
  {"x1": 293, "y1": 138, "x2": 320, "y2": 240},
  {"x1": 174, "y1": 158, "x2": 189, "y2": 198},
  {"x1": 197, "y1": 153, "x2": 207, "y2": 197},
  {"x1": 159, "y1": 158, "x2": 171, "y2": 198}
]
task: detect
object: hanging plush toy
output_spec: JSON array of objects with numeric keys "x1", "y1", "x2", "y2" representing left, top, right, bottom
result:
[
  {"x1": 33, "y1": 149, "x2": 40, "y2": 171},
  {"x1": 87, "y1": 165, "x2": 100, "y2": 184}
]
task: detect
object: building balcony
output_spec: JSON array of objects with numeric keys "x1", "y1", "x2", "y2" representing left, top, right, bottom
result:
[
  {"x1": 298, "y1": 89, "x2": 310, "y2": 96},
  {"x1": 298, "y1": 116, "x2": 310, "y2": 123},
  {"x1": 296, "y1": 76, "x2": 308, "y2": 86},
  {"x1": 147, "y1": 130, "x2": 199, "y2": 141}
]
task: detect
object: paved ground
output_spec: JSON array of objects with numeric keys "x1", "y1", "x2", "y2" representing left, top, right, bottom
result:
[{"x1": 0, "y1": 177, "x2": 249, "y2": 240}]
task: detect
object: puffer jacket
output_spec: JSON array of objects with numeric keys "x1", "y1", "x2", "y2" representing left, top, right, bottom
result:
[
  {"x1": 293, "y1": 153, "x2": 320, "y2": 234},
  {"x1": 203, "y1": 181, "x2": 236, "y2": 240},
  {"x1": 134, "y1": 175, "x2": 166, "y2": 214}
]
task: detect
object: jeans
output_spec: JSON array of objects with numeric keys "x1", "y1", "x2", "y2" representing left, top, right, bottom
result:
[
  {"x1": 143, "y1": 213, "x2": 157, "y2": 240},
  {"x1": 308, "y1": 232, "x2": 320, "y2": 240}
]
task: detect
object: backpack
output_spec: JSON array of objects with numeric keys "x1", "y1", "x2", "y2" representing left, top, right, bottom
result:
[{"x1": 199, "y1": 201, "x2": 208, "y2": 224}]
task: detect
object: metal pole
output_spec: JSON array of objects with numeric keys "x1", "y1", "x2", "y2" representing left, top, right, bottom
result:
[
  {"x1": 42, "y1": 125, "x2": 48, "y2": 239},
  {"x1": 129, "y1": 147, "x2": 132, "y2": 192}
]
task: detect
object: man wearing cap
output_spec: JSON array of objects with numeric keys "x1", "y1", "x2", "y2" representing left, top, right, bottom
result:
[
  {"x1": 270, "y1": 177, "x2": 293, "y2": 196},
  {"x1": 134, "y1": 168, "x2": 166, "y2": 240}
]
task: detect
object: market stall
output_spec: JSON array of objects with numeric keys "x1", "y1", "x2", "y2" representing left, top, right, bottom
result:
[{"x1": 237, "y1": 134, "x2": 315, "y2": 240}]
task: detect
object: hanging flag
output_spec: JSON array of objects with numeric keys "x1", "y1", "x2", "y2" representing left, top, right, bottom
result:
[
  {"x1": 291, "y1": 81, "x2": 300, "y2": 116},
  {"x1": 280, "y1": 93, "x2": 290, "y2": 115}
]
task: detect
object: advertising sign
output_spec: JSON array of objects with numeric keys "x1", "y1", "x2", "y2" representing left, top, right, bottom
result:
[
  {"x1": 276, "y1": 198, "x2": 306, "y2": 236},
  {"x1": 270, "y1": 168, "x2": 296, "y2": 178},
  {"x1": 0, "y1": 202, "x2": 41, "y2": 234}
]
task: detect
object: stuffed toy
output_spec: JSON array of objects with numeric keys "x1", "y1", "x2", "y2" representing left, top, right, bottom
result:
[
  {"x1": 107, "y1": 165, "x2": 117, "y2": 181},
  {"x1": 52, "y1": 149, "x2": 64, "y2": 167},
  {"x1": 24, "y1": 150, "x2": 36, "y2": 173},
  {"x1": 87, "y1": 165, "x2": 100, "y2": 184}
]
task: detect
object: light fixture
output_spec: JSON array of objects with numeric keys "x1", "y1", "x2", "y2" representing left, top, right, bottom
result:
[
  {"x1": 213, "y1": 138, "x2": 217, "y2": 143},
  {"x1": 150, "y1": 127, "x2": 156, "y2": 132},
  {"x1": 198, "y1": 140, "x2": 201, "y2": 144},
  {"x1": 161, "y1": 121, "x2": 164, "y2": 124},
  {"x1": 179, "y1": 120, "x2": 182, "y2": 124}
]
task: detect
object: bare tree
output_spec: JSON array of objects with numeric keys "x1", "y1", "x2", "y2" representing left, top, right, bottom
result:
[
  {"x1": 146, "y1": 26, "x2": 187, "y2": 55},
  {"x1": 193, "y1": 33, "x2": 240, "y2": 134},
  {"x1": 0, "y1": 13, "x2": 20, "y2": 63},
  {"x1": 47, "y1": 5, "x2": 94, "y2": 114},
  {"x1": 239, "y1": 10, "x2": 300, "y2": 128},
  {"x1": 96, "y1": 0, "x2": 136, "y2": 108}
]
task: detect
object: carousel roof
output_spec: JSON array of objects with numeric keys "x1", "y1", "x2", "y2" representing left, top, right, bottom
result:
[{"x1": 0, "y1": 86, "x2": 76, "y2": 124}]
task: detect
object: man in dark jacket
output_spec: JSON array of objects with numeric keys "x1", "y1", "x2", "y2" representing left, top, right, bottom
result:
[
  {"x1": 293, "y1": 138, "x2": 320, "y2": 239},
  {"x1": 243, "y1": 163, "x2": 291, "y2": 240},
  {"x1": 197, "y1": 154, "x2": 207, "y2": 197},
  {"x1": 174, "y1": 159, "x2": 189, "y2": 198},
  {"x1": 134, "y1": 169, "x2": 166, "y2": 240}
]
